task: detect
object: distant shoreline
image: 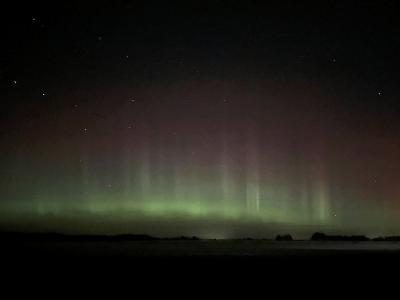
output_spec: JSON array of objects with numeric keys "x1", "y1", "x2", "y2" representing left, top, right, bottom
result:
[{"x1": 2, "y1": 231, "x2": 400, "y2": 242}]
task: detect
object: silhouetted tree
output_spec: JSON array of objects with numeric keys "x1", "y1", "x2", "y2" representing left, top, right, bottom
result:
[
  {"x1": 276, "y1": 234, "x2": 293, "y2": 241},
  {"x1": 311, "y1": 232, "x2": 327, "y2": 241}
]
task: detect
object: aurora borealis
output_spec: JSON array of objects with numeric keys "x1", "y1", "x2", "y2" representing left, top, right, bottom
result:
[{"x1": 2, "y1": 1, "x2": 400, "y2": 238}]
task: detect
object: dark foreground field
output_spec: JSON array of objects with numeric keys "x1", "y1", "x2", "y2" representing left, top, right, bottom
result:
[
  {"x1": 3, "y1": 237, "x2": 400, "y2": 288},
  {"x1": 4, "y1": 238, "x2": 400, "y2": 265},
  {"x1": 5, "y1": 238, "x2": 400, "y2": 256}
]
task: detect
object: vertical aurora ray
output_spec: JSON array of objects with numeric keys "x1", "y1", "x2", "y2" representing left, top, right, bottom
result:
[
  {"x1": 245, "y1": 124, "x2": 261, "y2": 215},
  {"x1": 220, "y1": 127, "x2": 234, "y2": 213}
]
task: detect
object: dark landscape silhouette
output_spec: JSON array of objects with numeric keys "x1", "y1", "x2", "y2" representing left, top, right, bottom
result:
[
  {"x1": 0, "y1": 231, "x2": 201, "y2": 242},
  {"x1": 2, "y1": 230, "x2": 400, "y2": 243},
  {"x1": 3, "y1": 230, "x2": 400, "y2": 276},
  {"x1": 311, "y1": 232, "x2": 370, "y2": 241}
]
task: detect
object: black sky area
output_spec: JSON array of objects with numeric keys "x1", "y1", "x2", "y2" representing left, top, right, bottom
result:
[
  {"x1": 2, "y1": 1, "x2": 399, "y2": 95},
  {"x1": 2, "y1": 1, "x2": 400, "y2": 133}
]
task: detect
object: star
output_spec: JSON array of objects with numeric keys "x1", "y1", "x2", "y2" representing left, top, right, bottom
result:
[
  {"x1": 125, "y1": 55, "x2": 129, "y2": 59},
  {"x1": 130, "y1": 98, "x2": 136, "y2": 103},
  {"x1": 377, "y1": 91, "x2": 383, "y2": 96},
  {"x1": 332, "y1": 57, "x2": 336, "y2": 63},
  {"x1": 98, "y1": 36, "x2": 103, "y2": 41},
  {"x1": 12, "y1": 80, "x2": 17, "y2": 86},
  {"x1": 42, "y1": 92, "x2": 46, "y2": 96},
  {"x1": 82, "y1": 128, "x2": 88, "y2": 133}
]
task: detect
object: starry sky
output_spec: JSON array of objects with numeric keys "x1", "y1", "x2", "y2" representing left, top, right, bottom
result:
[{"x1": 1, "y1": 1, "x2": 400, "y2": 238}]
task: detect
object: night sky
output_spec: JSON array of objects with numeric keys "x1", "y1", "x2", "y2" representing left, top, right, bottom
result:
[{"x1": 1, "y1": 1, "x2": 400, "y2": 238}]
